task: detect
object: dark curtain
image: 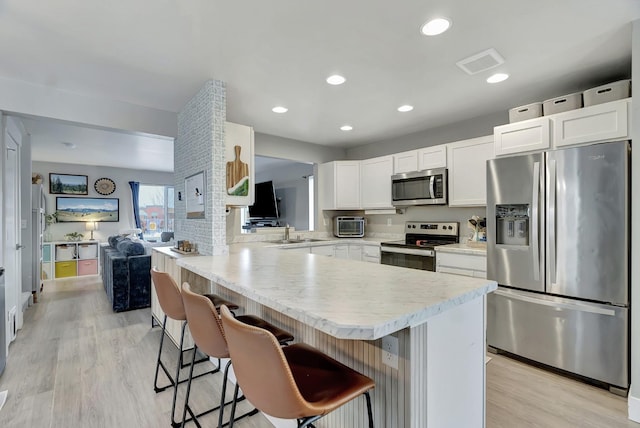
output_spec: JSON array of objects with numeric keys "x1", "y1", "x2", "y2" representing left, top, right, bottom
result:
[{"x1": 129, "y1": 181, "x2": 143, "y2": 238}]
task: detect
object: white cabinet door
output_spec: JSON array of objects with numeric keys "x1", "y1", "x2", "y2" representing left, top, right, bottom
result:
[
  {"x1": 311, "y1": 245, "x2": 335, "y2": 257},
  {"x1": 225, "y1": 121, "x2": 255, "y2": 207},
  {"x1": 494, "y1": 117, "x2": 550, "y2": 157},
  {"x1": 334, "y1": 244, "x2": 349, "y2": 259},
  {"x1": 552, "y1": 99, "x2": 629, "y2": 148},
  {"x1": 361, "y1": 155, "x2": 393, "y2": 209},
  {"x1": 361, "y1": 244, "x2": 380, "y2": 264},
  {"x1": 418, "y1": 145, "x2": 447, "y2": 170},
  {"x1": 282, "y1": 247, "x2": 311, "y2": 255},
  {"x1": 393, "y1": 150, "x2": 418, "y2": 173},
  {"x1": 447, "y1": 135, "x2": 494, "y2": 207},
  {"x1": 436, "y1": 251, "x2": 487, "y2": 278},
  {"x1": 319, "y1": 161, "x2": 361, "y2": 210},
  {"x1": 347, "y1": 245, "x2": 362, "y2": 261}
]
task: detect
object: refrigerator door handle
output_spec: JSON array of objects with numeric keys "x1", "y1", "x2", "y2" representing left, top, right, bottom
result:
[
  {"x1": 548, "y1": 159, "x2": 557, "y2": 284},
  {"x1": 532, "y1": 161, "x2": 540, "y2": 281},
  {"x1": 494, "y1": 289, "x2": 616, "y2": 316},
  {"x1": 429, "y1": 176, "x2": 435, "y2": 199}
]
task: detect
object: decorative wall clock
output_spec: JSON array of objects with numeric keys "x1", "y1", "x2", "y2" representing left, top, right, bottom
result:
[{"x1": 94, "y1": 177, "x2": 116, "y2": 195}]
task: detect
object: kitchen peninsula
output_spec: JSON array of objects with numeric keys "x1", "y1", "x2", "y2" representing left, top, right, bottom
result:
[{"x1": 169, "y1": 246, "x2": 497, "y2": 428}]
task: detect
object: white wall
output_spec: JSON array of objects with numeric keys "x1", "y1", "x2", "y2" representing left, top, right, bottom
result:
[
  {"x1": 628, "y1": 18, "x2": 640, "y2": 424},
  {"x1": 32, "y1": 161, "x2": 173, "y2": 242},
  {"x1": 0, "y1": 76, "x2": 177, "y2": 138},
  {"x1": 255, "y1": 132, "x2": 345, "y2": 164}
]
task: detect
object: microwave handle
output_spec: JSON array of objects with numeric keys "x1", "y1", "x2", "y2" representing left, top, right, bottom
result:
[{"x1": 429, "y1": 176, "x2": 435, "y2": 199}]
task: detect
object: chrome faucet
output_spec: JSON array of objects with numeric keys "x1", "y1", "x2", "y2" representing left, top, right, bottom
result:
[{"x1": 284, "y1": 224, "x2": 290, "y2": 241}]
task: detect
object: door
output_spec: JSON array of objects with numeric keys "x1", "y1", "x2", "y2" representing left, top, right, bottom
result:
[
  {"x1": 546, "y1": 141, "x2": 629, "y2": 304},
  {"x1": 488, "y1": 287, "x2": 628, "y2": 388},
  {"x1": 486, "y1": 152, "x2": 544, "y2": 292},
  {"x1": 4, "y1": 117, "x2": 21, "y2": 348}
]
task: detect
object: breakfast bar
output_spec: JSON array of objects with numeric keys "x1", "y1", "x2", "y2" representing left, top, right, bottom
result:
[{"x1": 173, "y1": 246, "x2": 497, "y2": 428}]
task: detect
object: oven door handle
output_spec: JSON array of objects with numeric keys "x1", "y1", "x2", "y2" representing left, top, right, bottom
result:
[{"x1": 381, "y1": 247, "x2": 434, "y2": 257}]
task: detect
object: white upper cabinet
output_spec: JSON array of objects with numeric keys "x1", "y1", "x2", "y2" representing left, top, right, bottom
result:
[
  {"x1": 319, "y1": 161, "x2": 361, "y2": 210},
  {"x1": 494, "y1": 117, "x2": 551, "y2": 157},
  {"x1": 393, "y1": 150, "x2": 419, "y2": 173},
  {"x1": 418, "y1": 145, "x2": 447, "y2": 170},
  {"x1": 552, "y1": 99, "x2": 630, "y2": 148},
  {"x1": 494, "y1": 98, "x2": 631, "y2": 157},
  {"x1": 361, "y1": 155, "x2": 394, "y2": 209},
  {"x1": 225, "y1": 121, "x2": 255, "y2": 206},
  {"x1": 447, "y1": 135, "x2": 494, "y2": 207}
]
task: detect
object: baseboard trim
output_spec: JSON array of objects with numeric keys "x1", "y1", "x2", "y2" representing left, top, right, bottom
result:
[{"x1": 629, "y1": 393, "x2": 640, "y2": 422}]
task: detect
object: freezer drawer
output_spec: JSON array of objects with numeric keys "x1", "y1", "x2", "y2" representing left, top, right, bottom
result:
[{"x1": 487, "y1": 288, "x2": 628, "y2": 389}]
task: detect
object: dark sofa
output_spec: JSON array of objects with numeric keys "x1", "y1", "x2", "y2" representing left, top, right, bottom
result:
[{"x1": 100, "y1": 236, "x2": 152, "y2": 312}]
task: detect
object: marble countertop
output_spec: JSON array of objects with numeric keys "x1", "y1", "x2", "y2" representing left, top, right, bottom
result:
[
  {"x1": 176, "y1": 247, "x2": 496, "y2": 340},
  {"x1": 436, "y1": 242, "x2": 487, "y2": 255}
]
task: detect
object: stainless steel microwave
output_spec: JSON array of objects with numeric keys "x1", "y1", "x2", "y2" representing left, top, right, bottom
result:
[
  {"x1": 334, "y1": 216, "x2": 365, "y2": 238},
  {"x1": 391, "y1": 168, "x2": 448, "y2": 206}
]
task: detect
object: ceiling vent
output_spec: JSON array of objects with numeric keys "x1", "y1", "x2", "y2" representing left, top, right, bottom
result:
[{"x1": 456, "y1": 48, "x2": 504, "y2": 75}]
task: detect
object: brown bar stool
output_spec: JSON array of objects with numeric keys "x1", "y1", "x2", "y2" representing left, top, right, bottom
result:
[
  {"x1": 150, "y1": 267, "x2": 239, "y2": 428},
  {"x1": 220, "y1": 305, "x2": 375, "y2": 428},
  {"x1": 180, "y1": 283, "x2": 294, "y2": 428}
]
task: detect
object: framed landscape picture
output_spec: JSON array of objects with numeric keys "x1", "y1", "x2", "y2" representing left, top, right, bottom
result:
[
  {"x1": 55, "y1": 197, "x2": 119, "y2": 222},
  {"x1": 49, "y1": 173, "x2": 88, "y2": 195}
]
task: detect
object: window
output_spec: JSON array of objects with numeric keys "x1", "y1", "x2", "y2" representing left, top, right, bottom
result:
[{"x1": 138, "y1": 185, "x2": 174, "y2": 241}]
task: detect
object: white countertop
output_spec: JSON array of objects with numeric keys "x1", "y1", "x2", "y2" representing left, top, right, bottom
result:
[
  {"x1": 176, "y1": 247, "x2": 496, "y2": 340},
  {"x1": 436, "y1": 242, "x2": 487, "y2": 255}
]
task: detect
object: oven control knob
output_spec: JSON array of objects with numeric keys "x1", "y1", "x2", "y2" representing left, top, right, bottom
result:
[
  {"x1": 448, "y1": 226, "x2": 453, "y2": 230},
  {"x1": 442, "y1": 225, "x2": 446, "y2": 229}
]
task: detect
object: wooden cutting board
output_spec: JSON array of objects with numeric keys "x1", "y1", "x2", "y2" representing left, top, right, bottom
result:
[{"x1": 226, "y1": 145, "x2": 249, "y2": 189}]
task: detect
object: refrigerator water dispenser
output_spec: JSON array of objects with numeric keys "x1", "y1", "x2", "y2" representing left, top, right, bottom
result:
[{"x1": 496, "y1": 204, "x2": 529, "y2": 246}]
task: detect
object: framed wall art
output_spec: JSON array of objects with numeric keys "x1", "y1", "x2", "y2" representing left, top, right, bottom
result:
[
  {"x1": 185, "y1": 171, "x2": 205, "y2": 219},
  {"x1": 49, "y1": 173, "x2": 88, "y2": 195},
  {"x1": 55, "y1": 197, "x2": 119, "y2": 222}
]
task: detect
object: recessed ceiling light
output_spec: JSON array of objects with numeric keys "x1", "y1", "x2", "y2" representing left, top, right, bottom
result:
[
  {"x1": 272, "y1": 106, "x2": 288, "y2": 113},
  {"x1": 486, "y1": 73, "x2": 509, "y2": 83},
  {"x1": 398, "y1": 105, "x2": 414, "y2": 112},
  {"x1": 326, "y1": 75, "x2": 346, "y2": 85},
  {"x1": 420, "y1": 18, "x2": 451, "y2": 36},
  {"x1": 340, "y1": 125, "x2": 353, "y2": 131}
]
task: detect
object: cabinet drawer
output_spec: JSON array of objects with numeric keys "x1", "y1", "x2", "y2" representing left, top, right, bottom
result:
[
  {"x1": 78, "y1": 259, "x2": 98, "y2": 276},
  {"x1": 437, "y1": 252, "x2": 486, "y2": 271},
  {"x1": 55, "y1": 261, "x2": 77, "y2": 278}
]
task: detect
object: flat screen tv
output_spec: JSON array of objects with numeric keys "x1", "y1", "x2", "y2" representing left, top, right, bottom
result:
[{"x1": 249, "y1": 181, "x2": 279, "y2": 219}]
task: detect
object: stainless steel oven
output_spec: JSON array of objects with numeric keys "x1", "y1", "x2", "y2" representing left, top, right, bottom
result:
[{"x1": 381, "y1": 222, "x2": 458, "y2": 271}]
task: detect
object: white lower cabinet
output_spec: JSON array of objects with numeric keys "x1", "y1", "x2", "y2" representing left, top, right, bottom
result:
[
  {"x1": 311, "y1": 245, "x2": 336, "y2": 257},
  {"x1": 436, "y1": 251, "x2": 487, "y2": 279},
  {"x1": 361, "y1": 244, "x2": 380, "y2": 264},
  {"x1": 334, "y1": 244, "x2": 349, "y2": 259},
  {"x1": 306, "y1": 242, "x2": 380, "y2": 263}
]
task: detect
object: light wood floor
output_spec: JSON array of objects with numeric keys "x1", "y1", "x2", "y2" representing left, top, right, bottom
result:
[{"x1": 0, "y1": 276, "x2": 637, "y2": 427}]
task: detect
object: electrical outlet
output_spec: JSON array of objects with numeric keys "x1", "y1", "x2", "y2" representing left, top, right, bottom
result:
[
  {"x1": 381, "y1": 335, "x2": 398, "y2": 369},
  {"x1": 387, "y1": 218, "x2": 392, "y2": 226}
]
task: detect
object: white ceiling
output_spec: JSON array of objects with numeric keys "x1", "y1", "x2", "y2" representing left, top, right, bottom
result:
[{"x1": 3, "y1": 0, "x2": 639, "y2": 171}]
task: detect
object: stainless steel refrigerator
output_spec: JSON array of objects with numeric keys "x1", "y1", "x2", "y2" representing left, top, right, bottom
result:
[{"x1": 486, "y1": 140, "x2": 630, "y2": 394}]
